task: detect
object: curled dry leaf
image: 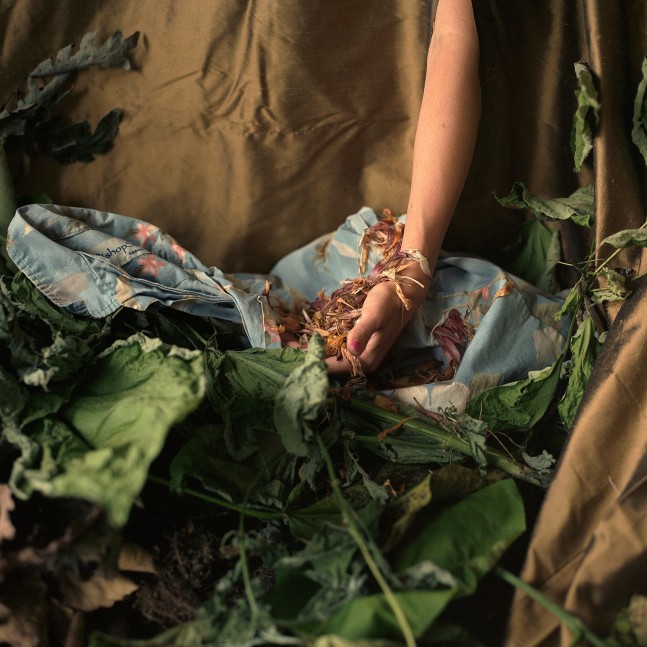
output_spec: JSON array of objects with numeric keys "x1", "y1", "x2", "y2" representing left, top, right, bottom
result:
[{"x1": 431, "y1": 309, "x2": 475, "y2": 380}]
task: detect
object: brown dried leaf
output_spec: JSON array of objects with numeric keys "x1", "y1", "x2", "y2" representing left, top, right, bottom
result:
[
  {"x1": 493, "y1": 281, "x2": 515, "y2": 300},
  {"x1": 377, "y1": 416, "x2": 420, "y2": 441},
  {"x1": 0, "y1": 485, "x2": 16, "y2": 543},
  {"x1": 59, "y1": 571, "x2": 138, "y2": 612},
  {"x1": 374, "y1": 394, "x2": 398, "y2": 414},
  {"x1": 118, "y1": 542, "x2": 156, "y2": 574}
]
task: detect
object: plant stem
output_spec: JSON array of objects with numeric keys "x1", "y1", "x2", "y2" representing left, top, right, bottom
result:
[
  {"x1": 147, "y1": 474, "x2": 284, "y2": 521},
  {"x1": 315, "y1": 433, "x2": 418, "y2": 647},
  {"x1": 239, "y1": 481, "x2": 261, "y2": 620},
  {"x1": 343, "y1": 399, "x2": 553, "y2": 488},
  {"x1": 496, "y1": 568, "x2": 610, "y2": 647}
]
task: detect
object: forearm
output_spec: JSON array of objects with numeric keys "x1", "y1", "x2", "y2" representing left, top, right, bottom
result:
[{"x1": 402, "y1": 0, "x2": 481, "y2": 266}]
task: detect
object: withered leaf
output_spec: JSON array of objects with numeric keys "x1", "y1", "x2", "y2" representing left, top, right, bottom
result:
[
  {"x1": 0, "y1": 485, "x2": 16, "y2": 543},
  {"x1": 59, "y1": 571, "x2": 138, "y2": 612}
]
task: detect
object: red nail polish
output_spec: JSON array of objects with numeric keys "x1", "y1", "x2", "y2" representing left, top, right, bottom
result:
[{"x1": 349, "y1": 339, "x2": 364, "y2": 353}]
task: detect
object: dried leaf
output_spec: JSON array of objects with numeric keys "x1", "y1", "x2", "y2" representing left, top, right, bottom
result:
[
  {"x1": 118, "y1": 543, "x2": 156, "y2": 574},
  {"x1": 59, "y1": 571, "x2": 138, "y2": 612},
  {"x1": 0, "y1": 485, "x2": 16, "y2": 543},
  {"x1": 0, "y1": 31, "x2": 139, "y2": 139},
  {"x1": 377, "y1": 416, "x2": 419, "y2": 442},
  {"x1": 374, "y1": 394, "x2": 397, "y2": 414},
  {"x1": 431, "y1": 309, "x2": 474, "y2": 377},
  {"x1": 493, "y1": 281, "x2": 515, "y2": 300}
]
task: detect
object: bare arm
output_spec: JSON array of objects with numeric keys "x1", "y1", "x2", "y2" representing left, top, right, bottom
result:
[
  {"x1": 330, "y1": 0, "x2": 481, "y2": 374},
  {"x1": 402, "y1": 0, "x2": 481, "y2": 269}
]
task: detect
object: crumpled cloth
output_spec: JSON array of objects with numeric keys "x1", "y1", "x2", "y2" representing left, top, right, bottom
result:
[
  {"x1": 8, "y1": 203, "x2": 569, "y2": 415},
  {"x1": 7, "y1": 203, "x2": 273, "y2": 348}
]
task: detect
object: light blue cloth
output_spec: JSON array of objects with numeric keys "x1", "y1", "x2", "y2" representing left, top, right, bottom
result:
[
  {"x1": 7, "y1": 203, "x2": 272, "y2": 348},
  {"x1": 272, "y1": 207, "x2": 569, "y2": 413},
  {"x1": 7, "y1": 204, "x2": 569, "y2": 414}
]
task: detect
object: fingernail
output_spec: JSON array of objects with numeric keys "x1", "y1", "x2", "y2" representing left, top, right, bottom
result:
[{"x1": 349, "y1": 339, "x2": 364, "y2": 354}]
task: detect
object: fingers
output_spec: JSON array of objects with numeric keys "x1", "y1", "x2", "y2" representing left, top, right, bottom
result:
[
  {"x1": 325, "y1": 327, "x2": 391, "y2": 375},
  {"x1": 346, "y1": 310, "x2": 381, "y2": 358},
  {"x1": 323, "y1": 277, "x2": 431, "y2": 376}
]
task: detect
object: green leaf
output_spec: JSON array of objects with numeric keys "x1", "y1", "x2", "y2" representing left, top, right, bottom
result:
[
  {"x1": 343, "y1": 444, "x2": 390, "y2": 503},
  {"x1": 169, "y1": 422, "x2": 295, "y2": 510},
  {"x1": 558, "y1": 316, "x2": 603, "y2": 430},
  {"x1": 495, "y1": 182, "x2": 594, "y2": 228},
  {"x1": 590, "y1": 266, "x2": 632, "y2": 304},
  {"x1": 466, "y1": 359, "x2": 563, "y2": 432},
  {"x1": 267, "y1": 521, "x2": 365, "y2": 627},
  {"x1": 320, "y1": 481, "x2": 525, "y2": 641},
  {"x1": 0, "y1": 365, "x2": 28, "y2": 424},
  {"x1": 521, "y1": 450, "x2": 556, "y2": 473},
  {"x1": 274, "y1": 334, "x2": 329, "y2": 457},
  {"x1": 600, "y1": 227, "x2": 647, "y2": 249},
  {"x1": 205, "y1": 343, "x2": 304, "y2": 460},
  {"x1": 285, "y1": 494, "x2": 343, "y2": 540},
  {"x1": 320, "y1": 589, "x2": 457, "y2": 641},
  {"x1": 571, "y1": 61, "x2": 601, "y2": 171},
  {"x1": 381, "y1": 473, "x2": 433, "y2": 552},
  {"x1": 607, "y1": 595, "x2": 647, "y2": 647},
  {"x1": 0, "y1": 273, "x2": 109, "y2": 392},
  {"x1": 393, "y1": 479, "x2": 526, "y2": 595},
  {"x1": 498, "y1": 219, "x2": 561, "y2": 292},
  {"x1": 14, "y1": 334, "x2": 205, "y2": 526},
  {"x1": 555, "y1": 282, "x2": 583, "y2": 320},
  {"x1": 632, "y1": 54, "x2": 647, "y2": 166},
  {"x1": 312, "y1": 637, "x2": 403, "y2": 647}
]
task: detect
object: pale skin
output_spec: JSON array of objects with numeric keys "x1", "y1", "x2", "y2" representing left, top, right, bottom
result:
[{"x1": 327, "y1": 0, "x2": 481, "y2": 375}]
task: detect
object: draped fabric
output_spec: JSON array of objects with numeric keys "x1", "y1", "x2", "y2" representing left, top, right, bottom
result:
[
  {"x1": 495, "y1": 2, "x2": 647, "y2": 643},
  {"x1": 2, "y1": 1, "x2": 647, "y2": 644}
]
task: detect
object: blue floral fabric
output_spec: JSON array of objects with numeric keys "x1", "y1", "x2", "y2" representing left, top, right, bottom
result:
[
  {"x1": 272, "y1": 207, "x2": 570, "y2": 413},
  {"x1": 8, "y1": 203, "x2": 569, "y2": 414}
]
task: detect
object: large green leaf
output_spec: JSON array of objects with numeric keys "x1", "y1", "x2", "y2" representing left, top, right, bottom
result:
[
  {"x1": 274, "y1": 334, "x2": 329, "y2": 457},
  {"x1": 319, "y1": 589, "x2": 457, "y2": 641},
  {"x1": 13, "y1": 334, "x2": 205, "y2": 526},
  {"x1": 321, "y1": 480, "x2": 525, "y2": 641},
  {"x1": 466, "y1": 359, "x2": 562, "y2": 432},
  {"x1": 393, "y1": 479, "x2": 525, "y2": 594},
  {"x1": 169, "y1": 422, "x2": 296, "y2": 510},
  {"x1": 205, "y1": 343, "x2": 304, "y2": 460}
]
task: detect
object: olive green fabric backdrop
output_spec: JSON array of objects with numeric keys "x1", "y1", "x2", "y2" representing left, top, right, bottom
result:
[{"x1": 2, "y1": 1, "x2": 647, "y2": 644}]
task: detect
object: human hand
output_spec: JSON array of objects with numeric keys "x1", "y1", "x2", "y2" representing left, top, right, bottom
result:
[{"x1": 326, "y1": 266, "x2": 431, "y2": 375}]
